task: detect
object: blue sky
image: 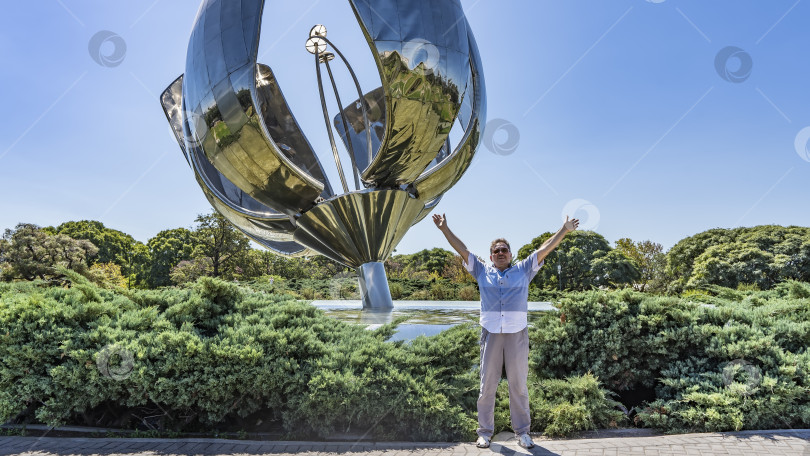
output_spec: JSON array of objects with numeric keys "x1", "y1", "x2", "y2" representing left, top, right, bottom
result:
[{"x1": 1, "y1": 0, "x2": 809, "y2": 258}]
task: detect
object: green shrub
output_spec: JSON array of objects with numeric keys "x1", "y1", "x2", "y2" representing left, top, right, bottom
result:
[
  {"x1": 430, "y1": 283, "x2": 452, "y2": 300},
  {"x1": 784, "y1": 280, "x2": 810, "y2": 299},
  {"x1": 736, "y1": 283, "x2": 760, "y2": 292},
  {"x1": 0, "y1": 276, "x2": 483, "y2": 440},
  {"x1": 408, "y1": 289, "x2": 431, "y2": 300},
  {"x1": 531, "y1": 289, "x2": 704, "y2": 391},
  {"x1": 6, "y1": 273, "x2": 806, "y2": 437},
  {"x1": 634, "y1": 351, "x2": 810, "y2": 433},
  {"x1": 493, "y1": 373, "x2": 625, "y2": 437},
  {"x1": 388, "y1": 282, "x2": 404, "y2": 300},
  {"x1": 458, "y1": 285, "x2": 479, "y2": 301},
  {"x1": 299, "y1": 287, "x2": 315, "y2": 300},
  {"x1": 531, "y1": 286, "x2": 810, "y2": 433},
  {"x1": 681, "y1": 288, "x2": 711, "y2": 299}
]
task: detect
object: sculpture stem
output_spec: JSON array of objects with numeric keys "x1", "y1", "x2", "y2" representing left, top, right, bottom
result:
[
  {"x1": 323, "y1": 58, "x2": 361, "y2": 190},
  {"x1": 314, "y1": 49, "x2": 349, "y2": 193},
  {"x1": 358, "y1": 262, "x2": 393, "y2": 309},
  {"x1": 316, "y1": 36, "x2": 375, "y2": 169}
]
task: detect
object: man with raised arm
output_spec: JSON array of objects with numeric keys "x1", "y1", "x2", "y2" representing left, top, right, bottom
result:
[{"x1": 432, "y1": 213, "x2": 579, "y2": 449}]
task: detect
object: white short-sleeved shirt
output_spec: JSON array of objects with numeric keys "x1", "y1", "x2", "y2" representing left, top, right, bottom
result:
[{"x1": 464, "y1": 251, "x2": 543, "y2": 333}]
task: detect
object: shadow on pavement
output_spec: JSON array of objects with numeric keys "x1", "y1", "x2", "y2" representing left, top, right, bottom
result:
[{"x1": 487, "y1": 442, "x2": 560, "y2": 455}]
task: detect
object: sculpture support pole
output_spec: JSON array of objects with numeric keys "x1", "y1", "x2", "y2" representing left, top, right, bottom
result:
[{"x1": 357, "y1": 262, "x2": 393, "y2": 309}]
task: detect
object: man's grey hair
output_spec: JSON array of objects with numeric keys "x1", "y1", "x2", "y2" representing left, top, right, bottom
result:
[{"x1": 490, "y1": 238, "x2": 511, "y2": 253}]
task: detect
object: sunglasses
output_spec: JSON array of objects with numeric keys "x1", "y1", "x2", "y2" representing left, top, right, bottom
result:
[{"x1": 491, "y1": 247, "x2": 510, "y2": 255}]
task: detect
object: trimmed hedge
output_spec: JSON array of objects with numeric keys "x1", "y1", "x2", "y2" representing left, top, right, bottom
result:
[
  {"x1": 0, "y1": 273, "x2": 476, "y2": 439},
  {"x1": 530, "y1": 284, "x2": 810, "y2": 433},
  {"x1": 0, "y1": 273, "x2": 621, "y2": 439},
  {"x1": 6, "y1": 273, "x2": 802, "y2": 437}
]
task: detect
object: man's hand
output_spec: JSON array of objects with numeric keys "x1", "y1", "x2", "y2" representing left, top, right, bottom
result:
[
  {"x1": 536, "y1": 216, "x2": 580, "y2": 262},
  {"x1": 432, "y1": 213, "x2": 448, "y2": 231},
  {"x1": 432, "y1": 213, "x2": 469, "y2": 259},
  {"x1": 563, "y1": 216, "x2": 580, "y2": 233}
]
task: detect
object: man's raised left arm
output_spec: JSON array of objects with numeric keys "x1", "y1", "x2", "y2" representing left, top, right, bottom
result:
[{"x1": 535, "y1": 216, "x2": 579, "y2": 263}]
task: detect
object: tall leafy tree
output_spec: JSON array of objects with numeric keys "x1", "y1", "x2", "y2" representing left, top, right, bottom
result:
[
  {"x1": 52, "y1": 220, "x2": 150, "y2": 287},
  {"x1": 235, "y1": 249, "x2": 273, "y2": 280},
  {"x1": 688, "y1": 243, "x2": 776, "y2": 289},
  {"x1": 389, "y1": 248, "x2": 455, "y2": 279},
  {"x1": 615, "y1": 238, "x2": 667, "y2": 292},
  {"x1": 146, "y1": 228, "x2": 196, "y2": 288},
  {"x1": 192, "y1": 212, "x2": 250, "y2": 279},
  {"x1": 667, "y1": 225, "x2": 810, "y2": 290},
  {"x1": 0, "y1": 223, "x2": 98, "y2": 280},
  {"x1": 299, "y1": 255, "x2": 347, "y2": 280},
  {"x1": 264, "y1": 253, "x2": 309, "y2": 279},
  {"x1": 170, "y1": 257, "x2": 213, "y2": 285},
  {"x1": 591, "y1": 249, "x2": 641, "y2": 288},
  {"x1": 666, "y1": 228, "x2": 735, "y2": 282},
  {"x1": 0, "y1": 238, "x2": 9, "y2": 279},
  {"x1": 517, "y1": 231, "x2": 638, "y2": 291}
]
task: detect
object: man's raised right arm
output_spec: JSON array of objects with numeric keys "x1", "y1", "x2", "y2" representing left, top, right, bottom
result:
[{"x1": 432, "y1": 213, "x2": 471, "y2": 261}]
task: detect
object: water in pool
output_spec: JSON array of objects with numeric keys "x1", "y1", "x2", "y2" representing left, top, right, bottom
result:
[{"x1": 312, "y1": 300, "x2": 555, "y2": 342}]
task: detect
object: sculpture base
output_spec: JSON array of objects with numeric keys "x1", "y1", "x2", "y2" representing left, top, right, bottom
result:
[{"x1": 358, "y1": 262, "x2": 393, "y2": 310}]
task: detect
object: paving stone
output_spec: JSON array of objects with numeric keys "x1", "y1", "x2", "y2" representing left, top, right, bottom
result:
[{"x1": 0, "y1": 430, "x2": 808, "y2": 456}]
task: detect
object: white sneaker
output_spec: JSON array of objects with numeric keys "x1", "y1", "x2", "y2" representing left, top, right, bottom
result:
[
  {"x1": 517, "y1": 433, "x2": 535, "y2": 449},
  {"x1": 476, "y1": 435, "x2": 491, "y2": 448}
]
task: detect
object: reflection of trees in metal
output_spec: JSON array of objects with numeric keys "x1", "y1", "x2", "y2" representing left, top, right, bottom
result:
[{"x1": 160, "y1": 0, "x2": 485, "y2": 308}]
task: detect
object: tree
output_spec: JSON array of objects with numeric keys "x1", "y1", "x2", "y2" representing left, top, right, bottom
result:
[
  {"x1": 615, "y1": 238, "x2": 668, "y2": 292},
  {"x1": 264, "y1": 253, "x2": 309, "y2": 279},
  {"x1": 442, "y1": 254, "x2": 473, "y2": 283},
  {"x1": 299, "y1": 255, "x2": 347, "y2": 280},
  {"x1": 667, "y1": 225, "x2": 810, "y2": 290},
  {"x1": 192, "y1": 212, "x2": 251, "y2": 279},
  {"x1": 125, "y1": 242, "x2": 151, "y2": 288},
  {"x1": 516, "y1": 231, "x2": 638, "y2": 291},
  {"x1": 0, "y1": 223, "x2": 98, "y2": 280},
  {"x1": 146, "y1": 228, "x2": 196, "y2": 288},
  {"x1": 687, "y1": 243, "x2": 776, "y2": 290},
  {"x1": 666, "y1": 228, "x2": 735, "y2": 281},
  {"x1": 0, "y1": 237, "x2": 10, "y2": 280},
  {"x1": 87, "y1": 262, "x2": 128, "y2": 288},
  {"x1": 234, "y1": 249, "x2": 272, "y2": 280},
  {"x1": 591, "y1": 249, "x2": 641, "y2": 288},
  {"x1": 389, "y1": 248, "x2": 455, "y2": 280},
  {"x1": 778, "y1": 240, "x2": 810, "y2": 282},
  {"x1": 52, "y1": 220, "x2": 150, "y2": 288},
  {"x1": 170, "y1": 257, "x2": 213, "y2": 285}
]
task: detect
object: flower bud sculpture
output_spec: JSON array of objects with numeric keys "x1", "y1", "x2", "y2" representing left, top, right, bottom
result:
[{"x1": 161, "y1": 0, "x2": 486, "y2": 308}]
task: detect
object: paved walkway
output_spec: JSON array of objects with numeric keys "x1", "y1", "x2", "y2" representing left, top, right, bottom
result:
[{"x1": 1, "y1": 429, "x2": 809, "y2": 456}]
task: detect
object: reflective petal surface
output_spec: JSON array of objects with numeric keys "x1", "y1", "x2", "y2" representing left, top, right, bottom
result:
[
  {"x1": 162, "y1": 0, "x2": 486, "y2": 304},
  {"x1": 348, "y1": 0, "x2": 473, "y2": 187}
]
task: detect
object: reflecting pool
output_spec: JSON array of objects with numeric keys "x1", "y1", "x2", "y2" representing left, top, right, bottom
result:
[{"x1": 312, "y1": 300, "x2": 556, "y2": 342}]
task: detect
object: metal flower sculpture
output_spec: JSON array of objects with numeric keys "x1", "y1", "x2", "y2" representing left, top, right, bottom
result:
[{"x1": 161, "y1": 0, "x2": 486, "y2": 308}]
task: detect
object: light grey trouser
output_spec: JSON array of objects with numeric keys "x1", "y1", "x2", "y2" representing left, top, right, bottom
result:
[{"x1": 477, "y1": 327, "x2": 530, "y2": 438}]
